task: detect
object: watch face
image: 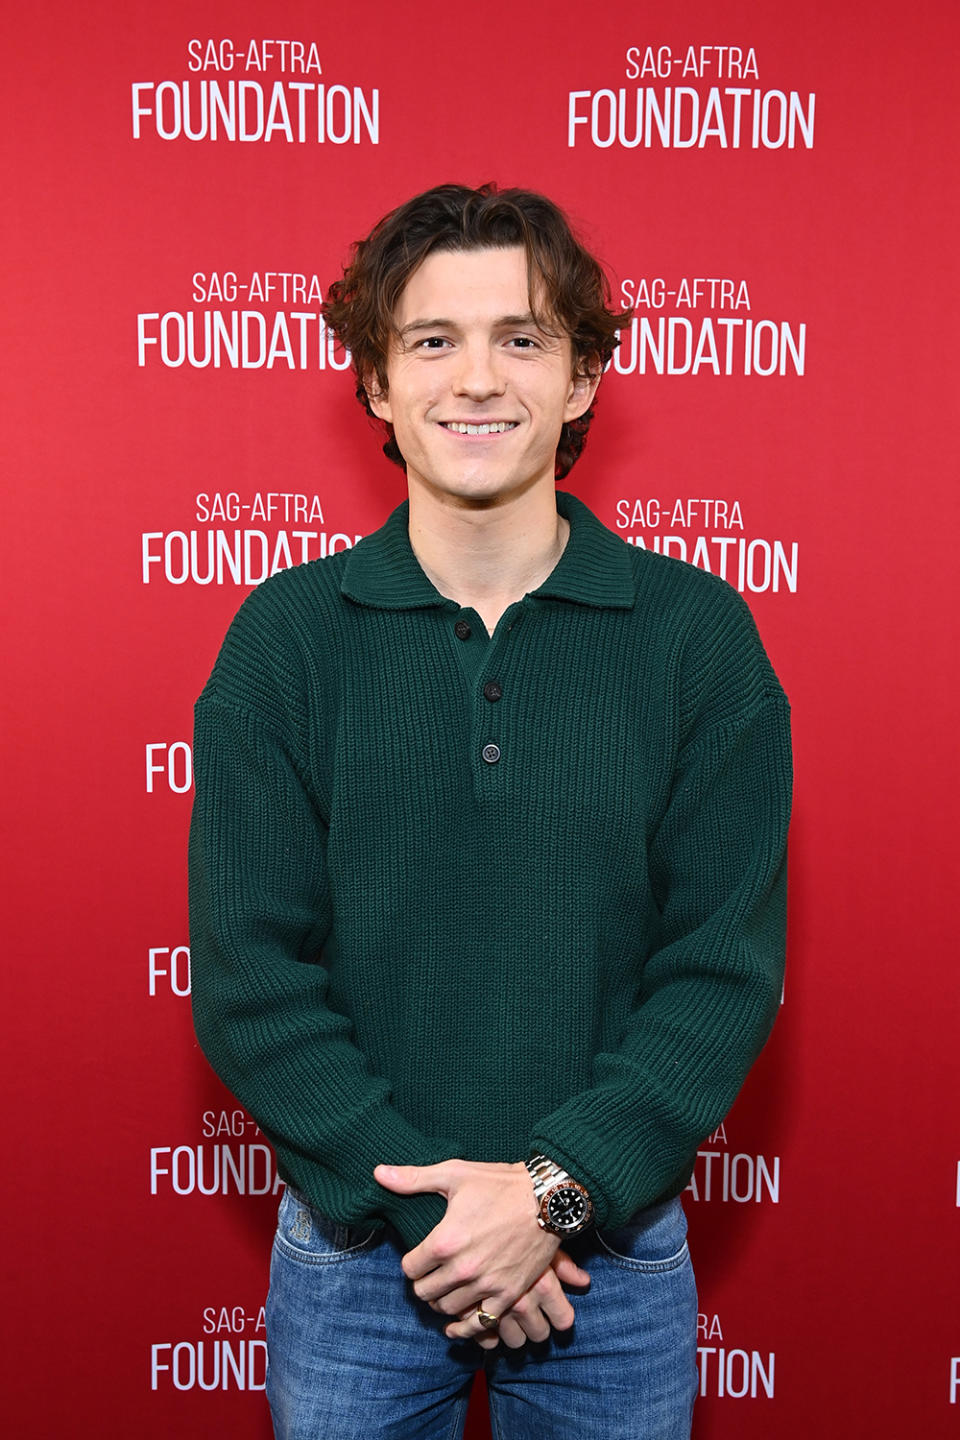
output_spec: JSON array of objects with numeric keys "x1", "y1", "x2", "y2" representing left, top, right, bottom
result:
[{"x1": 545, "y1": 1184, "x2": 590, "y2": 1232}]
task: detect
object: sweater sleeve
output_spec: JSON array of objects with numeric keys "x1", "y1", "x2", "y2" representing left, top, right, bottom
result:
[
  {"x1": 530, "y1": 589, "x2": 792, "y2": 1228},
  {"x1": 188, "y1": 612, "x2": 450, "y2": 1249}
]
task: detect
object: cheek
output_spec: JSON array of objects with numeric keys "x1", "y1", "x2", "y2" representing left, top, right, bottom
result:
[{"x1": 388, "y1": 376, "x2": 440, "y2": 428}]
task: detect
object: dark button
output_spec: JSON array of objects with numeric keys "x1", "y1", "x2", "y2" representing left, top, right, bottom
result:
[
  {"x1": 454, "y1": 620, "x2": 472, "y2": 640},
  {"x1": 483, "y1": 680, "x2": 503, "y2": 703},
  {"x1": 481, "y1": 743, "x2": 501, "y2": 765}
]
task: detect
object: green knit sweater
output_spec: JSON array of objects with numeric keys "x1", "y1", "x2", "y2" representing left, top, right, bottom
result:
[{"x1": 189, "y1": 490, "x2": 791, "y2": 1249}]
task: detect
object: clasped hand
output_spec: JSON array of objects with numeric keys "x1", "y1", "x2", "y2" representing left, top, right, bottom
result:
[{"x1": 374, "y1": 1159, "x2": 590, "y2": 1350}]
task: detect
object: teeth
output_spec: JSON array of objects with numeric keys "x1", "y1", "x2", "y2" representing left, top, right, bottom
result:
[{"x1": 443, "y1": 421, "x2": 516, "y2": 435}]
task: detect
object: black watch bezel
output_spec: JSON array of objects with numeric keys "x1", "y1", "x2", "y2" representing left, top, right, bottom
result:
[{"x1": 540, "y1": 1179, "x2": 594, "y2": 1236}]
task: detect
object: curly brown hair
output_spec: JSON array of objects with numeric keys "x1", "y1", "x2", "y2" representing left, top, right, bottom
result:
[{"x1": 322, "y1": 183, "x2": 629, "y2": 480}]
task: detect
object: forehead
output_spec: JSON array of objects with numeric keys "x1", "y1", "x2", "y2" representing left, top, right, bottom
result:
[{"x1": 393, "y1": 246, "x2": 539, "y2": 327}]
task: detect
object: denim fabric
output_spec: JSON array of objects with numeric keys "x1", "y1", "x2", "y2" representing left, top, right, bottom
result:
[{"x1": 266, "y1": 1186, "x2": 697, "y2": 1439}]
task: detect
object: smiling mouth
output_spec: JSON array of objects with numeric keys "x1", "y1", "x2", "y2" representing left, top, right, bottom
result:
[{"x1": 439, "y1": 421, "x2": 518, "y2": 435}]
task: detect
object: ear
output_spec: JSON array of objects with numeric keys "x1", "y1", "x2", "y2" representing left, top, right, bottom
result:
[
  {"x1": 365, "y1": 374, "x2": 392, "y2": 423},
  {"x1": 564, "y1": 363, "x2": 601, "y2": 423}
]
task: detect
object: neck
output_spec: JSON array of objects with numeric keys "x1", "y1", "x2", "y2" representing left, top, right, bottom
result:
[{"x1": 406, "y1": 481, "x2": 568, "y2": 634}]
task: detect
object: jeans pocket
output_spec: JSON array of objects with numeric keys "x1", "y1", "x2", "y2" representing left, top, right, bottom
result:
[
  {"x1": 273, "y1": 1185, "x2": 377, "y2": 1266},
  {"x1": 595, "y1": 1197, "x2": 690, "y2": 1272}
]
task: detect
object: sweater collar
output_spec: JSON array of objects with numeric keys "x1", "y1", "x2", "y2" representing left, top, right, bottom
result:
[{"x1": 341, "y1": 490, "x2": 636, "y2": 612}]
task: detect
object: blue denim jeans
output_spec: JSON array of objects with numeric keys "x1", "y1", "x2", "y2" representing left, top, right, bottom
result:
[{"x1": 266, "y1": 1185, "x2": 697, "y2": 1439}]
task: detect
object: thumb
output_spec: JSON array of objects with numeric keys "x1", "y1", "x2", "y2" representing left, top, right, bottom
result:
[
  {"x1": 374, "y1": 1162, "x2": 450, "y2": 1195},
  {"x1": 553, "y1": 1248, "x2": 591, "y2": 1287}
]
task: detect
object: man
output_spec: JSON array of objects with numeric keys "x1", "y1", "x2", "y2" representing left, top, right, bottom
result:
[{"x1": 189, "y1": 183, "x2": 792, "y2": 1439}]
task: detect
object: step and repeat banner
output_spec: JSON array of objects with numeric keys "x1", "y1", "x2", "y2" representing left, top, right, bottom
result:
[{"x1": 4, "y1": 2, "x2": 958, "y2": 1436}]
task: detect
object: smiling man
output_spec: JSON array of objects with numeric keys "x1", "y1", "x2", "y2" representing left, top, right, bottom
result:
[{"x1": 189, "y1": 183, "x2": 792, "y2": 1439}]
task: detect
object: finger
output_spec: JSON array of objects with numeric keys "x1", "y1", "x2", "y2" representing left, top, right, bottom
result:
[
  {"x1": 496, "y1": 1313, "x2": 531, "y2": 1349},
  {"x1": 412, "y1": 1267, "x2": 455, "y2": 1300},
  {"x1": 466, "y1": 1313, "x2": 503, "y2": 1353},
  {"x1": 502, "y1": 1297, "x2": 550, "y2": 1346},
  {"x1": 403, "y1": 1245, "x2": 448, "y2": 1282},
  {"x1": 444, "y1": 1323, "x2": 499, "y2": 1348},
  {"x1": 552, "y1": 1249, "x2": 591, "y2": 1288},
  {"x1": 412, "y1": 1266, "x2": 480, "y2": 1307},
  {"x1": 429, "y1": 1256, "x2": 552, "y2": 1316},
  {"x1": 444, "y1": 1301, "x2": 501, "y2": 1344},
  {"x1": 402, "y1": 1224, "x2": 464, "y2": 1282},
  {"x1": 529, "y1": 1270, "x2": 576, "y2": 1331},
  {"x1": 418, "y1": 1280, "x2": 480, "y2": 1314},
  {"x1": 537, "y1": 1285, "x2": 575, "y2": 1332},
  {"x1": 442, "y1": 1309, "x2": 500, "y2": 1349}
]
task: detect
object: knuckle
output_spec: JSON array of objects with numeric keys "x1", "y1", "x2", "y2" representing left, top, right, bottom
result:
[{"x1": 448, "y1": 1225, "x2": 471, "y2": 1253}]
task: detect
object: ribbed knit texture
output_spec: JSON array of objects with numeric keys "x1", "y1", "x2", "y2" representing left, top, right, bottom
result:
[{"x1": 189, "y1": 491, "x2": 792, "y2": 1249}]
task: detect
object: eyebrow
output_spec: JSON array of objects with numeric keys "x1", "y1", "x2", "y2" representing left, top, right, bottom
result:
[{"x1": 397, "y1": 312, "x2": 544, "y2": 338}]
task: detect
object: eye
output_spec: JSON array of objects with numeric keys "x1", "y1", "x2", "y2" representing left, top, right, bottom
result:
[
  {"x1": 507, "y1": 335, "x2": 538, "y2": 349},
  {"x1": 417, "y1": 336, "x2": 450, "y2": 350}
]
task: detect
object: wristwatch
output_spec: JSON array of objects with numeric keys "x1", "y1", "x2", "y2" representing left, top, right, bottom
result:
[{"x1": 525, "y1": 1153, "x2": 594, "y2": 1237}]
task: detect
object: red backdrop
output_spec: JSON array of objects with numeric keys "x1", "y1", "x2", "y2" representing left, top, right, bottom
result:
[{"x1": 4, "y1": 2, "x2": 959, "y2": 1435}]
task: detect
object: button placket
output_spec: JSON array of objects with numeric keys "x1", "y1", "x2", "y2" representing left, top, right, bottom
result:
[{"x1": 473, "y1": 601, "x2": 531, "y2": 781}]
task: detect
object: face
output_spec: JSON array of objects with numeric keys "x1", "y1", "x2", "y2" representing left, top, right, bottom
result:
[{"x1": 368, "y1": 246, "x2": 598, "y2": 508}]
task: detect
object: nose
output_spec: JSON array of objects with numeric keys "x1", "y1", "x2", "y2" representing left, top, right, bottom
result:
[{"x1": 452, "y1": 339, "x2": 506, "y2": 400}]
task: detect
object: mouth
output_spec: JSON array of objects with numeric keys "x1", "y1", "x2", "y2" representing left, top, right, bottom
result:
[{"x1": 439, "y1": 421, "x2": 519, "y2": 435}]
